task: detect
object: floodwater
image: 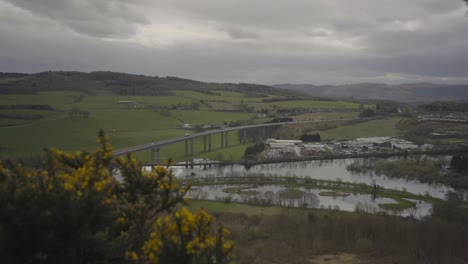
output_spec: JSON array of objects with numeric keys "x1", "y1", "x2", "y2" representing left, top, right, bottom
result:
[
  {"x1": 166, "y1": 157, "x2": 455, "y2": 217},
  {"x1": 173, "y1": 158, "x2": 452, "y2": 199},
  {"x1": 189, "y1": 184, "x2": 432, "y2": 219}
]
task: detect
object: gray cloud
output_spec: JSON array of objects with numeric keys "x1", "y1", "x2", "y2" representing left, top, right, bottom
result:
[
  {"x1": 222, "y1": 26, "x2": 260, "y2": 39},
  {"x1": 0, "y1": 0, "x2": 467, "y2": 85},
  {"x1": 3, "y1": 0, "x2": 148, "y2": 37}
]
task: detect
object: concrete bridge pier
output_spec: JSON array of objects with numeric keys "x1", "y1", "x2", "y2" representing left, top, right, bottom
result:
[
  {"x1": 190, "y1": 138, "x2": 194, "y2": 168},
  {"x1": 190, "y1": 138, "x2": 194, "y2": 157},
  {"x1": 225, "y1": 131, "x2": 229, "y2": 147},
  {"x1": 184, "y1": 138, "x2": 195, "y2": 168},
  {"x1": 221, "y1": 132, "x2": 224, "y2": 148},
  {"x1": 203, "y1": 135, "x2": 207, "y2": 152},
  {"x1": 150, "y1": 148, "x2": 161, "y2": 166},
  {"x1": 185, "y1": 139, "x2": 189, "y2": 168},
  {"x1": 208, "y1": 134, "x2": 212, "y2": 151},
  {"x1": 240, "y1": 129, "x2": 247, "y2": 144}
]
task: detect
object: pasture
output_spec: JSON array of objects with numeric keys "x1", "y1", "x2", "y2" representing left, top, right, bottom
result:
[
  {"x1": 0, "y1": 90, "x2": 372, "y2": 160},
  {"x1": 267, "y1": 100, "x2": 370, "y2": 109},
  {"x1": 320, "y1": 117, "x2": 403, "y2": 140}
]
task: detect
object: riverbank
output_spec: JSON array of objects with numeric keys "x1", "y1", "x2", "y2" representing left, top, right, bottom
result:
[
  {"x1": 347, "y1": 157, "x2": 468, "y2": 190},
  {"x1": 171, "y1": 145, "x2": 468, "y2": 168},
  {"x1": 188, "y1": 200, "x2": 468, "y2": 264}
]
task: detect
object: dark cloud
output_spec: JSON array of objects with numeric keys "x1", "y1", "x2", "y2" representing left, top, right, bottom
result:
[
  {"x1": 3, "y1": 0, "x2": 148, "y2": 37},
  {"x1": 0, "y1": 0, "x2": 467, "y2": 85}
]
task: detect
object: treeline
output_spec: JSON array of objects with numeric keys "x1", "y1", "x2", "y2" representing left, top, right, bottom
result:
[
  {"x1": 0, "y1": 113, "x2": 43, "y2": 120},
  {"x1": 261, "y1": 96, "x2": 303, "y2": 103},
  {"x1": 375, "y1": 101, "x2": 400, "y2": 113},
  {"x1": 347, "y1": 158, "x2": 468, "y2": 190},
  {"x1": 268, "y1": 117, "x2": 293, "y2": 123},
  {"x1": 299, "y1": 133, "x2": 321, "y2": 142},
  {"x1": 244, "y1": 143, "x2": 265, "y2": 156},
  {"x1": 359, "y1": 108, "x2": 376, "y2": 118},
  {"x1": 0, "y1": 104, "x2": 53, "y2": 110},
  {"x1": 450, "y1": 154, "x2": 468, "y2": 171},
  {"x1": 420, "y1": 101, "x2": 468, "y2": 112}
]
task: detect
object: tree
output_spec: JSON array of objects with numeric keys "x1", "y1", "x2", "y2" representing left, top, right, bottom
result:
[
  {"x1": 0, "y1": 130, "x2": 233, "y2": 263},
  {"x1": 191, "y1": 101, "x2": 200, "y2": 110},
  {"x1": 194, "y1": 124, "x2": 205, "y2": 132},
  {"x1": 359, "y1": 108, "x2": 376, "y2": 118},
  {"x1": 244, "y1": 142, "x2": 265, "y2": 156},
  {"x1": 300, "y1": 133, "x2": 321, "y2": 142}
]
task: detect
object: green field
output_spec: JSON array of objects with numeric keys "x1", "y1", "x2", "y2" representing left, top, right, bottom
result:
[
  {"x1": 268, "y1": 100, "x2": 371, "y2": 109},
  {"x1": 321, "y1": 117, "x2": 403, "y2": 140},
  {"x1": 0, "y1": 91, "x2": 273, "y2": 160},
  {"x1": 0, "y1": 77, "x2": 25, "y2": 84},
  {"x1": 292, "y1": 111, "x2": 359, "y2": 121},
  {"x1": 0, "y1": 89, "x2": 381, "y2": 160},
  {"x1": 174, "y1": 90, "x2": 277, "y2": 104}
]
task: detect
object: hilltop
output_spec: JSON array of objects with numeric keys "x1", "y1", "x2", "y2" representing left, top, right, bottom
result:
[{"x1": 0, "y1": 71, "x2": 302, "y2": 97}]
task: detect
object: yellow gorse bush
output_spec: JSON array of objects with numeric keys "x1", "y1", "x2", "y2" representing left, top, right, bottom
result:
[
  {"x1": 142, "y1": 207, "x2": 233, "y2": 264},
  {"x1": 0, "y1": 130, "x2": 233, "y2": 264}
]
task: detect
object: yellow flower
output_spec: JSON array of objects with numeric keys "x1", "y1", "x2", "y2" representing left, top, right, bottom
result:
[
  {"x1": 131, "y1": 252, "x2": 139, "y2": 261},
  {"x1": 63, "y1": 182, "x2": 75, "y2": 191}
]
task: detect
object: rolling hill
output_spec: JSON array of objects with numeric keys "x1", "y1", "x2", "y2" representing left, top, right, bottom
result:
[
  {"x1": 0, "y1": 71, "x2": 303, "y2": 97},
  {"x1": 275, "y1": 83, "x2": 468, "y2": 102}
]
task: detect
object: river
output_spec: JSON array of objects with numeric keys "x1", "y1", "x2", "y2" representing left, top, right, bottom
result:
[{"x1": 169, "y1": 157, "x2": 453, "y2": 218}]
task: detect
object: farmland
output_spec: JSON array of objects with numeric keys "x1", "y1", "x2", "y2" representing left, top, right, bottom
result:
[
  {"x1": 0, "y1": 87, "x2": 370, "y2": 162},
  {"x1": 320, "y1": 117, "x2": 403, "y2": 140}
]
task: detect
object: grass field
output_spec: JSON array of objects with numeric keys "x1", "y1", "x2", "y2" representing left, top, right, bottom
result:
[
  {"x1": 0, "y1": 91, "x2": 79, "y2": 108},
  {"x1": 0, "y1": 77, "x2": 25, "y2": 84},
  {"x1": 174, "y1": 90, "x2": 277, "y2": 104},
  {"x1": 0, "y1": 91, "x2": 267, "y2": 159},
  {"x1": 292, "y1": 111, "x2": 359, "y2": 121},
  {"x1": 0, "y1": 90, "x2": 382, "y2": 160},
  {"x1": 321, "y1": 117, "x2": 403, "y2": 140},
  {"x1": 268, "y1": 100, "x2": 370, "y2": 109}
]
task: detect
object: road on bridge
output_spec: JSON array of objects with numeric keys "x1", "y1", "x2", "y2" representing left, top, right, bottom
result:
[{"x1": 112, "y1": 118, "x2": 367, "y2": 157}]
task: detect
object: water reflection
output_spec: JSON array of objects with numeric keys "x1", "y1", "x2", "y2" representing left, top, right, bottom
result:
[
  {"x1": 173, "y1": 158, "x2": 452, "y2": 199},
  {"x1": 188, "y1": 184, "x2": 432, "y2": 219}
]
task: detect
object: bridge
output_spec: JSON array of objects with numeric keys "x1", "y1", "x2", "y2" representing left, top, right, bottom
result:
[{"x1": 112, "y1": 118, "x2": 366, "y2": 165}]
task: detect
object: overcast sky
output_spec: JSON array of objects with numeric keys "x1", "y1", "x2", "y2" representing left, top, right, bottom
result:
[{"x1": 1, "y1": 0, "x2": 467, "y2": 85}]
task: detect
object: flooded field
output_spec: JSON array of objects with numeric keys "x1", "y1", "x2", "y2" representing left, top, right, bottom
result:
[
  {"x1": 162, "y1": 157, "x2": 454, "y2": 218},
  {"x1": 189, "y1": 184, "x2": 432, "y2": 218},
  {"x1": 173, "y1": 157, "x2": 452, "y2": 199}
]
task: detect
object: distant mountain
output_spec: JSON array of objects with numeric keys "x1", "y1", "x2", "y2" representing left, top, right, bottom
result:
[
  {"x1": 0, "y1": 71, "x2": 303, "y2": 97},
  {"x1": 274, "y1": 83, "x2": 468, "y2": 102}
]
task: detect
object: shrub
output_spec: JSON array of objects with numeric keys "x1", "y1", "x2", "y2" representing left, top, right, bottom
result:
[
  {"x1": 244, "y1": 143, "x2": 265, "y2": 156},
  {"x1": 0, "y1": 130, "x2": 233, "y2": 264},
  {"x1": 354, "y1": 238, "x2": 374, "y2": 253}
]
